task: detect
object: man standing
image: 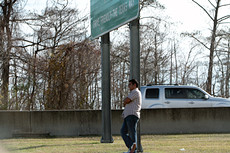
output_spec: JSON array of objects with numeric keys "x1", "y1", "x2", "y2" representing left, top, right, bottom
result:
[{"x1": 121, "y1": 79, "x2": 142, "y2": 153}]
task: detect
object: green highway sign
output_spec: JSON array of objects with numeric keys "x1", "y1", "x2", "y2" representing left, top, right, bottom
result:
[{"x1": 90, "y1": 0, "x2": 139, "y2": 39}]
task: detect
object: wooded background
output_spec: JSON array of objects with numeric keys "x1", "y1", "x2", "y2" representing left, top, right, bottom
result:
[{"x1": 0, "y1": 0, "x2": 229, "y2": 110}]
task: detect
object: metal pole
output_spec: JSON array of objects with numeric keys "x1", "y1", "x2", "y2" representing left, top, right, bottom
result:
[
  {"x1": 129, "y1": 18, "x2": 143, "y2": 152},
  {"x1": 130, "y1": 19, "x2": 140, "y2": 82},
  {"x1": 100, "y1": 33, "x2": 114, "y2": 143}
]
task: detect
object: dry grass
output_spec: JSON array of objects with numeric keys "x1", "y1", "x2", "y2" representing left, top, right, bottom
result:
[{"x1": 1, "y1": 134, "x2": 230, "y2": 152}]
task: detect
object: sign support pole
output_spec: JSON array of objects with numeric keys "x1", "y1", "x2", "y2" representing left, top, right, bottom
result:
[
  {"x1": 100, "y1": 33, "x2": 114, "y2": 143},
  {"x1": 129, "y1": 18, "x2": 143, "y2": 152}
]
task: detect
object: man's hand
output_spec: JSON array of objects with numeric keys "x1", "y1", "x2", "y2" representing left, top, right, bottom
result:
[{"x1": 123, "y1": 97, "x2": 131, "y2": 106}]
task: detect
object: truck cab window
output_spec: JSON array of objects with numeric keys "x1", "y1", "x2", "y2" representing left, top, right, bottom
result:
[{"x1": 146, "y1": 88, "x2": 159, "y2": 98}]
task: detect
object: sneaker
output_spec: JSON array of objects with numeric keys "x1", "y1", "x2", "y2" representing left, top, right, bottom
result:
[{"x1": 130, "y1": 143, "x2": 136, "y2": 153}]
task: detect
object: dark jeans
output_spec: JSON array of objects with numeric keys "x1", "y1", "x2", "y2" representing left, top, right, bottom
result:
[{"x1": 120, "y1": 115, "x2": 139, "y2": 150}]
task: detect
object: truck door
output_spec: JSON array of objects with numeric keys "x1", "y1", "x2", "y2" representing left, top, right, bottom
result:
[
  {"x1": 142, "y1": 88, "x2": 163, "y2": 108},
  {"x1": 164, "y1": 88, "x2": 189, "y2": 108},
  {"x1": 185, "y1": 88, "x2": 211, "y2": 107}
]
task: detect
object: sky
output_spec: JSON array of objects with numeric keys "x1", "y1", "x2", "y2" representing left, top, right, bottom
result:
[
  {"x1": 161, "y1": 0, "x2": 209, "y2": 32},
  {"x1": 25, "y1": 0, "x2": 210, "y2": 34},
  {"x1": 24, "y1": 0, "x2": 230, "y2": 40}
]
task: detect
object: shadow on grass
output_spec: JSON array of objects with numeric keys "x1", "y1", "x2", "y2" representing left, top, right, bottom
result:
[
  {"x1": 9, "y1": 145, "x2": 48, "y2": 151},
  {"x1": 8, "y1": 141, "x2": 100, "y2": 152}
]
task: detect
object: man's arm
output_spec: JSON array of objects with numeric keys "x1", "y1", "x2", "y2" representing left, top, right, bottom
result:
[{"x1": 124, "y1": 97, "x2": 132, "y2": 106}]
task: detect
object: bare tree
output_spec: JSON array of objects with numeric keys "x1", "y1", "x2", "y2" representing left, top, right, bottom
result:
[
  {"x1": 169, "y1": 39, "x2": 179, "y2": 85},
  {"x1": 212, "y1": 28, "x2": 230, "y2": 97},
  {"x1": 0, "y1": 0, "x2": 22, "y2": 109},
  {"x1": 180, "y1": 45, "x2": 199, "y2": 85},
  {"x1": 19, "y1": 2, "x2": 88, "y2": 110},
  {"x1": 140, "y1": 20, "x2": 170, "y2": 85},
  {"x1": 192, "y1": 0, "x2": 230, "y2": 94},
  {"x1": 226, "y1": 32, "x2": 230, "y2": 97},
  {"x1": 111, "y1": 41, "x2": 130, "y2": 109},
  {"x1": 6, "y1": 0, "x2": 100, "y2": 110}
]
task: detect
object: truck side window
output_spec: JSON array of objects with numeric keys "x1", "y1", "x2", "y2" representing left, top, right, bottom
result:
[
  {"x1": 165, "y1": 88, "x2": 205, "y2": 99},
  {"x1": 165, "y1": 88, "x2": 187, "y2": 99},
  {"x1": 146, "y1": 88, "x2": 159, "y2": 98},
  {"x1": 186, "y1": 89, "x2": 205, "y2": 99}
]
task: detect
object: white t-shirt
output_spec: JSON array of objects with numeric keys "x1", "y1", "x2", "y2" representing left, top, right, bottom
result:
[{"x1": 122, "y1": 88, "x2": 142, "y2": 119}]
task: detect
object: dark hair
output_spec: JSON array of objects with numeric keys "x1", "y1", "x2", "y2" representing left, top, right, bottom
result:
[{"x1": 129, "y1": 79, "x2": 139, "y2": 88}]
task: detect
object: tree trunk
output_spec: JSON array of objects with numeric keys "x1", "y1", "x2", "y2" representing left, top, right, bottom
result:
[
  {"x1": 174, "y1": 41, "x2": 178, "y2": 84},
  {"x1": 170, "y1": 42, "x2": 173, "y2": 85},
  {"x1": 0, "y1": 1, "x2": 15, "y2": 109},
  {"x1": 206, "y1": 0, "x2": 220, "y2": 94},
  {"x1": 1, "y1": 56, "x2": 9, "y2": 109},
  {"x1": 226, "y1": 38, "x2": 230, "y2": 98}
]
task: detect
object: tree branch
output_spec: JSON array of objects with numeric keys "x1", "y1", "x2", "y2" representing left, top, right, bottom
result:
[
  {"x1": 192, "y1": 0, "x2": 214, "y2": 21},
  {"x1": 208, "y1": 0, "x2": 215, "y2": 8},
  {"x1": 218, "y1": 15, "x2": 230, "y2": 22},
  {"x1": 181, "y1": 32, "x2": 209, "y2": 50},
  {"x1": 219, "y1": 3, "x2": 230, "y2": 7}
]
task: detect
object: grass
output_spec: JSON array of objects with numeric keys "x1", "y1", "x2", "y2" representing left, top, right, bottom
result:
[{"x1": 1, "y1": 134, "x2": 230, "y2": 152}]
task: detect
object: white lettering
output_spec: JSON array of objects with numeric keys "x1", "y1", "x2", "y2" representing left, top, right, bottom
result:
[
  {"x1": 129, "y1": 0, "x2": 134, "y2": 8},
  {"x1": 92, "y1": 1, "x2": 132, "y2": 30},
  {"x1": 119, "y1": 2, "x2": 128, "y2": 15},
  {"x1": 93, "y1": 18, "x2": 100, "y2": 28},
  {"x1": 100, "y1": 7, "x2": 118, "y2": 25}
]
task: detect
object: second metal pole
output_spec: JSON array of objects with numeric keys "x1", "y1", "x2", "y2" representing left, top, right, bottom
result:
[{"x1": 130, "y1": 19, "x2": 143, "y2": 152}]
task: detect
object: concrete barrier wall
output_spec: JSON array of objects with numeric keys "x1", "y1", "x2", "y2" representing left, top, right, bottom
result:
[
  {"x1": 141, "y1": 108, "x2": 230, "y2": 134},
  {"x1": 1, "y1": 108, "x2": 230, "y2": 138}
]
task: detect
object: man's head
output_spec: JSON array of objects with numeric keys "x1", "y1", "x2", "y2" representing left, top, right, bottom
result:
[{"x1": 128, "y1": 79, "x2": 139, "y2": 90}]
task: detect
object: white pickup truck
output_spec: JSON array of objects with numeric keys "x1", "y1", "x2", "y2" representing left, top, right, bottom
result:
[{"x1": 141, "y1": 84, "x2": 230, "y2": 108}]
